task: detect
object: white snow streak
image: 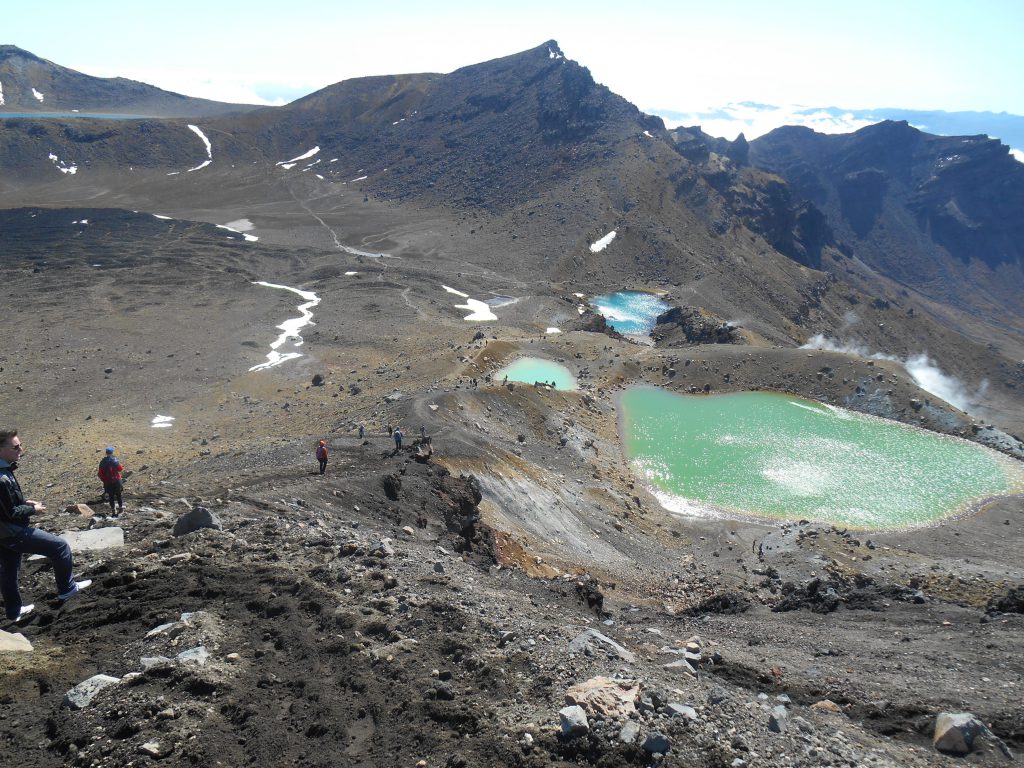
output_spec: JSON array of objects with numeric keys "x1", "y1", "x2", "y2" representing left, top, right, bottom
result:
[
  {"x1": 277, "y1": 146, "x2": 320, "y2": 166},
  {"x1": 0, "y1": 81, "x2": 4, "y2": 105},
  {"x1": 184, "y1": 124, "x2": 212, "y2": 172},
  {"x1": 454, "y1": 299, "x2": 497, "y2": 322},
  {"x1": 151, "y1": 415, "x2": 175, "y2": 429},
  {"x1": 47, "y1": 152, "x2": 77, "y2": 174},
  {"x1": 589, "y1": 230, "x2": 617, "y2": 252},
  {"x1": 442, "y1": 285, "x2": 470, "y2": 298},
  {"x1": 32, "y1": 87, "x2": 43, "y2": 102},
  {"x1": 249, "y1": 282, "x2": 321, "y2": 371}
]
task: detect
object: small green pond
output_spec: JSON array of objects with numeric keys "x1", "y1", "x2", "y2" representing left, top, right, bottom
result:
[
  {"x1": 620, "y1": 387, "x2": 1024, "y2": 529},
  {"x1": 497, "y1": 357, "x2": 577, "y2": 390}
]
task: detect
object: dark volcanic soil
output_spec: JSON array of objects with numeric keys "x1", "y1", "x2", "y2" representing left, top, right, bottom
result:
[{"x1": 2, "y1": 207, "x2": 1023, "y2": 768}]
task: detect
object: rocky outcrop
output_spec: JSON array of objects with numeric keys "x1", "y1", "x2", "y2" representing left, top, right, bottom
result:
[
  {"x1": 653, "y1": 306, "x2": 740, "y2": 346},
  {"x1": 749, "y1": 120, "x2": 1024, "y2": 321}
]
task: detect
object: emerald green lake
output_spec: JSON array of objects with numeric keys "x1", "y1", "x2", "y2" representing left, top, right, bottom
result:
[
  {"x1": 497, "y1": 358, "x2": 577, "y2": 390},
  {"x1": 620, "y1": 387, "x2": 1024, "y2": 529}
]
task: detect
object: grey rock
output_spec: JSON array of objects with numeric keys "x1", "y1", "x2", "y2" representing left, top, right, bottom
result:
[
  {"x1": 60, "y1": 527, "x2": 125, "y2": 552},
  {"x1": 172, "y1": 506, "x2": 222, "y2": 537},
  {"x1": 619, "y1": 720, "x2": 641, "y2": 744},
  {"x1": 175, "y1": 646, "x2": 209, "y2": 665},
  {"x1": 666, "y1": 703, "x2": 698, "y2": 721},
  {"x1": 369, "y1": 539, "x2": 396, "y2": 558},
  {"x1": 63, "y1": 674, "x2": 121, "y2": 709},
  {"x1": 559, "y1": 705, "x2": 589, "y2": 737},
  {"x1": 141, "y1": 656, "x2": 172, "y2": 670},
  {"x1": 567, "y1": 629, "x2": 636, "y2": 663},
  {"x1": 641, "y1": 731, "x2": 670, "y2": 754},
  {"x1": 768, "y1": 704, "x2": 789, "y2": 733},
  {"x1": 934, "y1": 711, "x2": 1013, "y2": 758}
]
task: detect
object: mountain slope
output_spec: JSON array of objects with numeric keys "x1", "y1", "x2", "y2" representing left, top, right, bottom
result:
[
  {"x1": 748, "y1": 121, "x2": 1024, "y2": 325},
  {"x1": 0, "y1": 45, "x2": 262, "y2": 117}
]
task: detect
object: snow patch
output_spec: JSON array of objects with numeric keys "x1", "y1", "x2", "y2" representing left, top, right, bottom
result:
[
  {"x1": 47, "y1": 152, "x2": 77, "y2": 174},
  {"x1": 545, "y1": 327, "x2": 561, "y2": 334},
  {"x1": 152, "y1": 214, "x2": 172, "y2": 220},
  {"x1": 32, "y1": 87, "x2": 43, "y2": 102},
  {"x1": 589, "y1": 230, "x2": 616, "y2": 252},
  {"x1": 351, "y1": 175, "x2": 368, "y2": 182},
  {"x1": 345, "y1": 271, "x2": 359, "y2": 276},
  {"x1": 454, "y1": 299, "x2": 498, "y2": 322},
  {"x1": 277, "y1": 146, "x2": 319, "y2": 166},
  {"x1": 0, "y1": 81, "x2": 4, "y2": 105},
  {"x1": 72, "y1": 219, "x2": 88, "y2": 225},
  {"x1": 442, "y1": 285, "x2": 469, "y2": 298},
  {"x1": 1011, "y1": 148, "x2": 1024, "y2": 164},
  {"x1": 151, "y1": 415, "x2": 175, "y2": 429},
  {"x1": 249, "y1": 282, "x2": 321, "y2": 371}
]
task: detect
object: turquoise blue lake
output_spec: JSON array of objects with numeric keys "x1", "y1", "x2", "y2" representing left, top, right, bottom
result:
[
  {"x1": 591, "y1": 291, "x2": 670, "y2": 334},
  {"x1": 497, "y1": 358, "x2": 577, "y2": 390},
  {"x1": 620, "y1": 387, "x2": 1024, "y2": 529}
]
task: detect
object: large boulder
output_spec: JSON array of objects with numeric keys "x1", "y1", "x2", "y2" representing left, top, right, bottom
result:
[
  {"x1": 934, "y1": 712, "x2": 1013, "y2": 758},
  {"x1": 565, "y1": 676, "x2": 640, "y2": 718},
  {"x1": 558, "y1": 705, "x2": 589, "y2": 738},
  {"x1": 172, "y1": 506, "x2": 222, "y2": 537},
  {"x1": 0, "y1": 630, "x2": 33, "y2": 652}
]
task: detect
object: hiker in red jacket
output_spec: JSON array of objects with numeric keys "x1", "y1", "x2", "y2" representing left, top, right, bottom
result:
[
  {"x1": 97, "y1": 447, "x2": 124, "y2": 514},
  {"x1": 316, "y1": 440, "x2": 328, "y2": 475}
]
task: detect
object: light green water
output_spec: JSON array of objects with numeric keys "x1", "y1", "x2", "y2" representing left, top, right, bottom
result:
[
  {"x1": 497, "y1": 358, "x2": 577, "y2": 390},
  {"x1": 620, "y1": 387, "x2": 1024, "y2": 529}
]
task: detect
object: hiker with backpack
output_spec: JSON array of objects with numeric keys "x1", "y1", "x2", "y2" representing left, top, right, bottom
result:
[
  {"x1": 316, "y1": 440, "x2": 328, "y2": 474},
  {"x1": 1, "y1": 429, "x2": 92, "y2": 621},
  {"x1": 97, "y1": 446, "x2": 124, "y2": 514}
]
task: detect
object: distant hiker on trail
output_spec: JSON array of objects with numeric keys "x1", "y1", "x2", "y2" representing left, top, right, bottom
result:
[
  {"x1": 97, "y1": 446, "x2": 124, "y2": 514},
  {"x1": 358, "y1": 424, "x2": 364, "y2": 439},
  {"x1": 419, "y1": 425, "x2": 426, "y2": 439},
  {"x1": 1, "y1": 430, "x2": 92, "y2": 621},
  {"x1": 316, "y1": 440, "x2": 328, "y2": 474},
  {"x1": 393, "y1": 427, "x2": 403, "y2": 451}
]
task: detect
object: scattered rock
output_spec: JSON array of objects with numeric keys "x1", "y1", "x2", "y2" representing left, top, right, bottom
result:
[
  {"x1": 0, "y1": 630, "x2": 33, "y2": 652},
  {"x1": 567, "y1": 629, "x2": 636, "y2": 663},
  {"x1": 558, "y1": 705, "x2": 589, "y2": 737},
  {"x1": 63, "y1": 674, "x2": 121, "y2": 709}
]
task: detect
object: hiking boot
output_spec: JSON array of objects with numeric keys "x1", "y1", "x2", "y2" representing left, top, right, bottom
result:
[
  {"x1": 15, "y1": 604, "x2": 34, "y2": 621},
  {"x1": 58, "y1": 580, "x2": 93, "y2": 601}
]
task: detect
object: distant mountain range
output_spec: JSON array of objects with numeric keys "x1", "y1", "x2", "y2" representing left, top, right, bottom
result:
[{"x1": 653, "y1": 102, "x2": 1024, "y2": 154}]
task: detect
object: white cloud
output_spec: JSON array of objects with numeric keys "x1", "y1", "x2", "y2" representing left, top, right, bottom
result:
[
  {"x1": 660, "y1": 103, "x2": 880, "y2": 140},
  {"x1": 801, "y1": 335, "x2": 980, "y2": 413},
  {"x1": 1011, "y1": 148, "x2": 1024, "y2": 164}
]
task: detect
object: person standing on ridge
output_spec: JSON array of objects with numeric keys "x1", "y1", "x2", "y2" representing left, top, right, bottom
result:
[
  {"x1": 97, "y1": 446, "x2": 124, "y2": 514},
  {"x1": 393, "y1": 427, "x2": 403, "y2": 452},
  {"x1": 1, "y1": 430, "x2": 92, "y2": 621},
  {"x1": 358, "y1": 424, "x2": 364, "y2": 440},
  {"x1": 316, "y1": 440, "x2": 328, "y2": 474}
]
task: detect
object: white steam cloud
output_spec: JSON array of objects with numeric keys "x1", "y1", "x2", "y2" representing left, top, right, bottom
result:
[{"x1": 801, "y1": 335, "x2": 983, "y2": 414}]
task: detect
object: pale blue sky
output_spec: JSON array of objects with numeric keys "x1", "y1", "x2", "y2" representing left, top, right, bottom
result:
[{"x1": 6, "y1": 0, "x2": 1023, "y2": 117}]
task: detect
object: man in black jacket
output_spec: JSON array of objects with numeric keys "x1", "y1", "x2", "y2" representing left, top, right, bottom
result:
[{"x1": 0, "y1": 430, "x2": 91, "y2": 621}]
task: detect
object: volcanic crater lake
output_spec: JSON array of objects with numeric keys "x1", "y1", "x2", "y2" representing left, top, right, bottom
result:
[
  {"x1": 591, "y1": 291, "x2": 670, "y2": 334},
  {"x1": 620, "y1": 387, "x2": 1024, "y2": 529},
  {"x1": 497, "y1": 357, "x2": 577, "y2": 390}
]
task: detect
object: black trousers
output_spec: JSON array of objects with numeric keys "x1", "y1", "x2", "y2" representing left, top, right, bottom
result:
[{"x1": 104, "y1": 481, "x2": 123, "y2": 511}]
